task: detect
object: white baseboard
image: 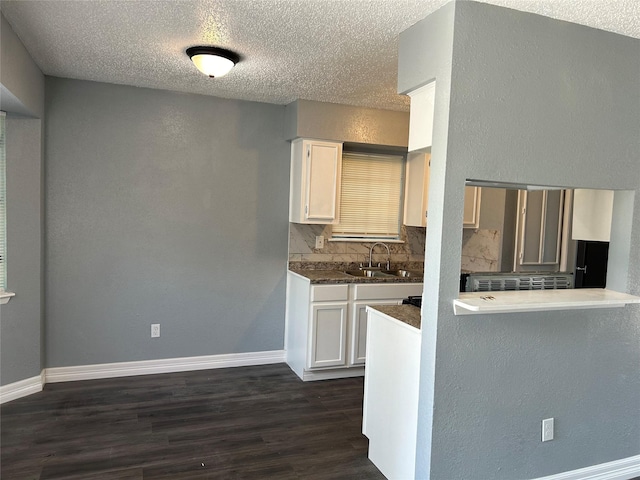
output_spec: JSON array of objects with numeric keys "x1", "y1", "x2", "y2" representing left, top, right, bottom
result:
[
  {"x1": 1, "y1": 350, "x2": 285, "y2": 403},
  {"x1": 534, "y1": 454, "x2": 640, "y2": 480},
  {"x1": 301, "y1": 366, "x2": 365, "y2": 382},
  {"x1": 44, "y1": 350, "x2": 286, "y2": 383},
  {"x1": 0, "y1": 375, "x2": 43, "y2": 404}
]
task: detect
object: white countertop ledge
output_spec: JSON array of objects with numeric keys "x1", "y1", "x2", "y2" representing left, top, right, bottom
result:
[
  {"x1": 0, "y1": 291, "x2": 15, "y2": 305},
  {"x1": 453, "y1": 288, "x2": 640, "y2": 315}
]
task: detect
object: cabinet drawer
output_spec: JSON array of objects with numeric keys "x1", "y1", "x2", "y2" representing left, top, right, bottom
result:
[
  {"x1": 353, "y1": 283, "x2": 423, "y2": 301},
  {"x1": 311, "y1": 284, "x2": 349, "y2": 302}
]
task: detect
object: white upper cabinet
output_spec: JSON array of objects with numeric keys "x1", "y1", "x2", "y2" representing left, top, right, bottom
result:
[
  {"x1": 403, "y1": 151, "x2": 430, "y2": 227},
  {"x1": 572, "y1": 189, "x2": 614, "y2": 242},
  {"x1": 289, "y1": 138, "x2": 343, "y2": 224},
  {"x1": 463, "y1": 186, "x2": 481, "y2": 229},
  {"x1": 408, "y1": 81, "x2": 435, "y2": 152}
]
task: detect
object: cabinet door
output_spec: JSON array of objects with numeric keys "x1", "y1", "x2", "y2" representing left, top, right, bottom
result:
[
  {"x1": 308, "y1": 302, "x2": 348, "y2": 369},
  {"x1": 571, "y1": 189, "x2": 614, "y2": 242},
  {"x1": 350, "y1": 300, "x2": 401, "y2": 366},
  {"x1": 463, "y1": 186, "x2": 481, "y2": 228},
  {"x1": 305, "y1": 141, "x2": 342, "y2": 222},
  {"x1": 403, "y1": 152, "x2": 430, "y2": 227},
  {"x1": 515, "y1": 189, "x2": 565, "y2": 270}
]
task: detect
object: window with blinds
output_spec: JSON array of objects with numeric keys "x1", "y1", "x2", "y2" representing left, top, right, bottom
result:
[
  {"x1": 0, "y1": 112, "x2": 6, "y2": 290},
  {"x1": 332, "y1": 152, "x2": 404, "y2": 240}
]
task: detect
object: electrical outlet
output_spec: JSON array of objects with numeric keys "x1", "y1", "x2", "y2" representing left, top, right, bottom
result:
[
  {"x1": 315, "y1": 235, "x2": 324, "y2": 249},
  {"x1": 151, "y1": 324, "x2": 160, "y2": 338},
  {"x1": 542, "y1": 418, "x2": 554, "y2": 442}
]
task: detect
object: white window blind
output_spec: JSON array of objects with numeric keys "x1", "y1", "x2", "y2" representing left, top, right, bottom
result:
[
  {"x1": 333, "y1": 152, "x2": 404, "y2": 239},
  {"x1": 0, "y1": 112, "x2": 6, "y2": 290}
]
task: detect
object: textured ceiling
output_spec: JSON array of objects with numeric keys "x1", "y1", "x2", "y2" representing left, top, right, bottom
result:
[{"x1": 1, "y1": 0, "x2": 639, "y2": 112}]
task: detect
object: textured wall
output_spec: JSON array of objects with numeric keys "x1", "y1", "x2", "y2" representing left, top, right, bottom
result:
[
  {"x1": 0, "y1": 13, "x2": 45, "y2": 387},
  {"x1": 399, "y1": 3, "x2": 457, "y2": 477},
  {"x1": 1, "y1": 118, "x2": 44, "y2": 386},
  {"x1": 400, "y1": 1, "x2": 640, "y2": 479},
  {"x1": 284, "y1": 99, "x2": 409, "y2": 146},
  {"x1": 45, "y1": 78, "x2": 290, "y2": 367},
  {"x1": 0, "y1": 13, "x2": 45, "y2": 117}
]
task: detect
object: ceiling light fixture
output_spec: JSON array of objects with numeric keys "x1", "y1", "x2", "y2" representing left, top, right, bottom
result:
[{"x1": 186, "y1": 46, "x2": 240, "y2": 78}]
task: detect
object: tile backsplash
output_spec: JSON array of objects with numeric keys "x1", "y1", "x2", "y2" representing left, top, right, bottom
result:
[
  {"x1": 288, "y1": 223, "x2": 426, "y2": 270},
  {"x1": 288, "y1": 223, "x2": 502, "y2": 273},
  {"x1": 460, "y1": 229, "x2": 502, "y2": 272}
]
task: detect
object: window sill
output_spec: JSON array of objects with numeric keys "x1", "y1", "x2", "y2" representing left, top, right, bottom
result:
[
  {"x1": 453, "y1": 288, "x2": 640, "y2": 316},
  {"x1": 0, "y1": 291, "x2": 15, "y2": 305},
  {"x1": 329, "y1": 238, "x2": 405, "y2": 244}
]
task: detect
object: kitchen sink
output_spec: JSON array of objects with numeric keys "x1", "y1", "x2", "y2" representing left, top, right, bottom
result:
[
  {"x1": 382, "y1": 269, "x2": 415, "y2": 278},
  {"x1": 344, "y1": 270, "x2": 394, "y2": 278}
]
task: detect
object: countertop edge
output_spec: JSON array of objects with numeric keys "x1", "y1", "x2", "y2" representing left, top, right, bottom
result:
[
  {"x1": 367, "y1": 304, "x2": 421, "y2": 330},
  {"x1": 288, "y1": 269, "x2": 424, "y2": 285}
]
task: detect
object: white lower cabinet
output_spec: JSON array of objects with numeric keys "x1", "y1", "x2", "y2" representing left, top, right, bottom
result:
[
  {"x1": 351, "y1": 300, "x2": 401, "y2": 366},
  {"x1": 285, "y1": 271, "x2": 423, "y2": 381},
  {"x1": 309, "y1": 302, "x2": 348, "y2": 369},
  {"x1": 350, "y1": 301, "x2": 371, "y2": 366}
]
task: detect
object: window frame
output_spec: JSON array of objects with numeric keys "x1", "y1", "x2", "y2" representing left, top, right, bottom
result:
[
  {"x1": 0, "y1": 111, "x2": 13, "y2": 303},
  {"x1": 0, "y1": 112, "x2": 7, "y2": 291}
]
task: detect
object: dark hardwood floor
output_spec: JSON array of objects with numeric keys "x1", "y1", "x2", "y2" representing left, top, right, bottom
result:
[{"x1": 1, "y1": 363, "x2": 385, "y2": 480}]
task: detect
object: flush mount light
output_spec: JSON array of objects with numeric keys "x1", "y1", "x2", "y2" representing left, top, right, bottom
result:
[{"x1": 186, "y1": 46, "x2": 240, "y2": 78}]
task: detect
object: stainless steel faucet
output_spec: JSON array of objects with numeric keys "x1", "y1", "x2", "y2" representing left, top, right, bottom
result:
[{"x1": 368, "y1": 242, "x2": 391, "y2": 270}]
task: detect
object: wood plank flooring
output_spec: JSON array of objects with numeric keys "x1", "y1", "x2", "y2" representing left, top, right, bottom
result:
[{"x1": 1, "y1": 363, "x2": 385, "y2": 480}]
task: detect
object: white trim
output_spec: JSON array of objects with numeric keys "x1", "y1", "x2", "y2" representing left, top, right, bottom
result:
[
  {"x1": 0, "y1": 374, "x2": 43, "y2": 404},
  {"x1": 328, "y1": 237, "x2": 405, "y2": 243},
  {"x1": 44, "y1": 350, "x2": 286, "y2": 384},
  {"x1": 0, "y1": 290, "x2": 15, "y2": 304},
  {"x1": 534, "y1": 454, "x2": 640, "y2": 480},
  {"x1": 302, "y1": 366, "x2": 365, "y2": 382},
  {"x1": 1, "y1": 351, "x2": 286, "y2": 403}
]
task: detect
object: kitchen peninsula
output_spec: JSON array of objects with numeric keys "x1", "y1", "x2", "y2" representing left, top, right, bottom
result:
[{"x1": 362, "y1": 304, "x2": 422, "y2": 480}]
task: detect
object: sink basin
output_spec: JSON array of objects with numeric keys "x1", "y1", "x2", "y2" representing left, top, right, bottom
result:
[
  {"x1": 382, "y1": 269, "x2": 415, "y2": 278},
  {"x1": 344, "y1": 270, "x2": 394, "y2": 278}
]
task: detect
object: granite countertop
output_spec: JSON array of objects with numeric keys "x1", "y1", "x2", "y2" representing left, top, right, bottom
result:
[
  {"x1": 369, "y1": 304, "x2": 421, "y2": 329},
  {"x1": 289, "y1": 269, "x2": 424, "y2": 284}
]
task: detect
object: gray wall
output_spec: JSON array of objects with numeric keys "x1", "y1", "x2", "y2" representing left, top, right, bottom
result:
[
  {"x1": 400, "y1": 2, "x2": 640, "y2": 479},
  {"x1": 284, "y1": 99, "x2": 409, "y2": 147},
  {"x1": 399, "y1": 3, "x2": 457, "y2": 477},
  {"x1": 0, "y1": 13, "x2": 45, "y2": 386},
  {"x1": 45, "y1": 78, "x2": 290, "y2": 367},
  {"x1": 1, "y1": 118, "x2": 44, "y2": 385},
  {"x1": 0, "y1": 13, "x2": 45, "y2": 118}
]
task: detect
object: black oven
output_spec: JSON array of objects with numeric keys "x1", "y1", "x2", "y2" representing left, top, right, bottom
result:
[{"x1": 402, "y1": 295, "x2": 422, "y2": 308}]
